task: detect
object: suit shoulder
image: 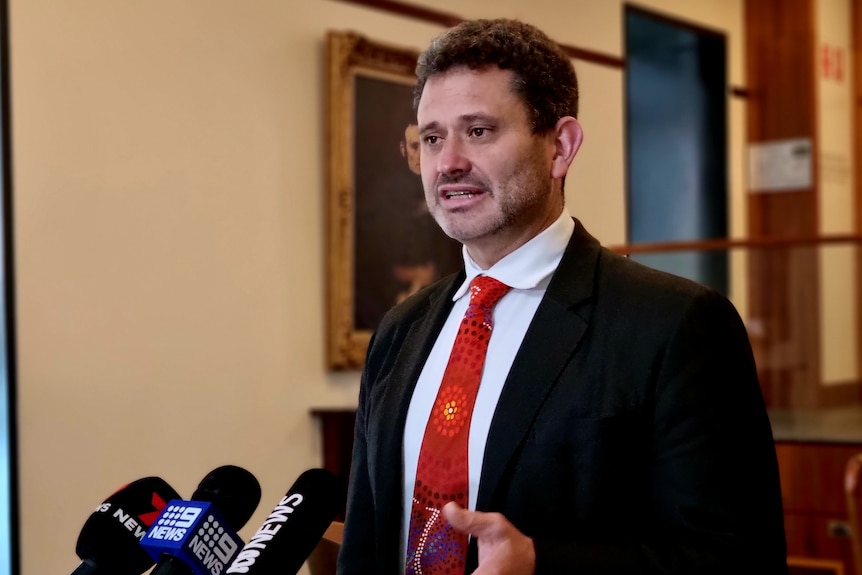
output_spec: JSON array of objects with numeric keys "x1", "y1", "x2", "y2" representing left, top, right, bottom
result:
[
  {"x1": 595, "y1": 248, "x2": 740, "y2": 324},
  {"x1": 599, "y1": 248, "x2": 712, "y2": 298}
]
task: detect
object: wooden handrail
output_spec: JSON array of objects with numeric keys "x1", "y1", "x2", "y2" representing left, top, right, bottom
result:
[{"x1": 608, "y1": 234, "x2": 862, "y2": 255}]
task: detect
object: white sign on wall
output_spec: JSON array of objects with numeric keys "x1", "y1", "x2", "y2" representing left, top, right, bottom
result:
[{"x1": 747, "y1": 138, "x2": 812, "y2": 192}]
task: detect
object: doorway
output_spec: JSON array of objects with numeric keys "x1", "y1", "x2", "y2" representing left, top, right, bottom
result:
[{"x1": 625, "y1": 6, "x2": 728, "y2": 293}]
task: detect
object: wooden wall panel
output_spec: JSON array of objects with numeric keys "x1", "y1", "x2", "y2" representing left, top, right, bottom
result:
[
  {"x1": 745, "y1": 0, "x2": 820, "y2": 408},
  {"x1": 777, "y1": 442, "x2": 862, "y2": 574}
]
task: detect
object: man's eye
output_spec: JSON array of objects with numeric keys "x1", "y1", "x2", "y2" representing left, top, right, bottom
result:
[
  {"x1": 424, "y1": 135, "x2": 439, "y2": 145},
  {"x1": 470, "y1": 127, "x2": 486, "y2": 137}
]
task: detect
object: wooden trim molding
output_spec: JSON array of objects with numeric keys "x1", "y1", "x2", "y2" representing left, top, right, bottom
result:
[
  {"x1": 558, "y1": 45, "x2": 624, "y2": 69},
  {"x1": 787, "y1": 556, "x2": 846, "y2": 575},
  {"x1": 330, "y1": 0, "x2": 625, "y2": 68},
  {"x1": 331, "y1": 0, "x2": 460, "y2": 27},
  {"x1": 730, "y1": 86, "x2": 750, "y2": 98},
  {"x1": 607, "y1": 234, "x2": 862, "y2": 255}
]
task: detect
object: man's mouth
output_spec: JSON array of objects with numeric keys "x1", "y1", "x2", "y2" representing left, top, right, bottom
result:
[
  {"x1": 437, "y1": 179, "x2": 490, "y2": 201},
  {"x1": 444, "y1": 190, "x2": 482, "y2": 199}
]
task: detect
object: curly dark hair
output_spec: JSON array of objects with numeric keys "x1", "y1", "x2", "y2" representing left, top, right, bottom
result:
[{"x1": 414, "y1": 18, "x2": 578, "y2": 132}]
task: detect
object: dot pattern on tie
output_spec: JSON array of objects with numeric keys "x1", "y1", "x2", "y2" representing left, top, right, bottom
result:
[{"x1": 406, "y1": 275, "x2": 512, "y2": 575}]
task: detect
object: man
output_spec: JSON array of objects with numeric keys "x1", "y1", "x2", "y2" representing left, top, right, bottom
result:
[
  {"x1": 393, "y1": 119, "x2": 463, "y2": 305},
  {"x1": 339, "y1": 18, "x2": 787, "y2": 575},
  {"x1": 400, "y1": 122, "x2": 422, "y2": 176}
]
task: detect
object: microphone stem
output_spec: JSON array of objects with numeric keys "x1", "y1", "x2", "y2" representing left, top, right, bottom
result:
[
  {"x1": 70, "y1": 558, "x2": 97, "y2": 575},
  {"x1": 151, "y1": 555, "x2": 194, "y2": 575}
]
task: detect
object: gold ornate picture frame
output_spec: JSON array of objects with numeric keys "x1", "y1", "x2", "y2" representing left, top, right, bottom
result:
[{"x1": 325, "y1": 31, "x2": 462, "y2": 370}]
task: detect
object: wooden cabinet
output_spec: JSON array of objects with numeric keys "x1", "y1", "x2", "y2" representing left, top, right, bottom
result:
[
  {"x1": 311, "y1": 409, "x2": 357, "y2": 520},
  {"x1": 776, "y1": 441, "x2": 861, "y2": 575}
]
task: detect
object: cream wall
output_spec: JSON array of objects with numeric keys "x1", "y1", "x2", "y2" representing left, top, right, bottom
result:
[
  {"x1": 816, "y1": 0, "x2": 859, "y2": 385},
  {"x1": 8, "y1": 1, "x2": 743, "y2": 573}
]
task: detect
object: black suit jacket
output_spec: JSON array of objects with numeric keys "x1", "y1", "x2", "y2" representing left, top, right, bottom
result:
[{"x1": 339, "y1": 221, "x2": 788, "y2": 574}]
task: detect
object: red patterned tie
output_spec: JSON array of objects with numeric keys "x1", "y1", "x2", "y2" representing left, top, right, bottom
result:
[{"x1": 406, "y1": 275, "x2": 512, "y2": 575}]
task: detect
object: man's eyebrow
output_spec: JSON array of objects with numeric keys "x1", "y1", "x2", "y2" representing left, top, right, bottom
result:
[
  {"x1": 418, "y1": 121, "x2": 440, "y2": 135},
  {"x1": 419, "y1": 114, "x2": 498, "y2": 135},
  {"x1": 460, "y1": 113, "x2": 497, "y2": 125}
]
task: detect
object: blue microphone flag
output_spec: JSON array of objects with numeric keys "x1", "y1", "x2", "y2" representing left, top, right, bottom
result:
[{"x1": 141, "y1": 499, "x2": 245, "y2": 575}]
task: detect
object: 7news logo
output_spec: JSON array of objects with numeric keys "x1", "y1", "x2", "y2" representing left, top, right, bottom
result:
[{"x1": 93, "y1": 491, "x2": 168, "y2": 540}]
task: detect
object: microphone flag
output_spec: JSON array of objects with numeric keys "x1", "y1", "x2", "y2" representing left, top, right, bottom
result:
[
  {"x1": 225, "y1": 468, "x2": 346, "y2": 575},
  {"x1": 73, "y1": 476, "x2": 180, "y2": 575},
  {"x1": 141, "y1": 499, "x2": 245, "y2": 575}
]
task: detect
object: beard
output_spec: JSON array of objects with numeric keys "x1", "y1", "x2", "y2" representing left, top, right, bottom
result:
[{"x1": 425, "y1": 140, "x2": 555, "y2": 245}]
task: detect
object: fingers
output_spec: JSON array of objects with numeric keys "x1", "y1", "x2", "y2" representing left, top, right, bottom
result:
[
  {"x1": 443, "y1": 502, "x2": 537, "y2": 575},
  {"x1": 442, "y1": 501, "x2": 470, "y2": 531},
  {"x1": 443, "y1": 501, "x2": 502, "y2": 538}
]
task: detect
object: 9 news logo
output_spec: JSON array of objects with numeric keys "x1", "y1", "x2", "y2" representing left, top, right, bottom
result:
[
  {"x1": 190, "y1": 514, "x2": 240, "y2": 563},
  {"x1": 147, "y1": 504, "x2": 202, "y2": 541},
  {"x1": 142, "y1": 500, "x2": 243, "y2": 575}
]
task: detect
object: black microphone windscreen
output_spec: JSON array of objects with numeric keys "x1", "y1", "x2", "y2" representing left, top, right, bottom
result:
[
  {"x1": 191, "y1": 464, "x2": 261, "y2": 530},
  {"x1": 225, "y1": 468, "x2": 347, "y2": 575},
  {"x1": 75, "y1": 476, "x2": 180, "y2": 575}
]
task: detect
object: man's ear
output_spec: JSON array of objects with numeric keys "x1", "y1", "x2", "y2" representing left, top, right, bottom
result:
[
  {"x1": 400, "y1": 141, "x2": 407, "y2": 158},
  {"x1": 550, "y1": 117, "x2": 583, "y2": 180}
]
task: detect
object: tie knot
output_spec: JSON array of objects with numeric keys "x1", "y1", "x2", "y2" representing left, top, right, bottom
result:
[{"x1": 469, "y1": 275, "x2": 511, "y2": 309}]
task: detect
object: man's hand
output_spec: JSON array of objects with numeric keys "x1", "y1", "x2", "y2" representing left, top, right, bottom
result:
[{"x1": 443, "y1": 501, "x2": 536, "y2": 575}]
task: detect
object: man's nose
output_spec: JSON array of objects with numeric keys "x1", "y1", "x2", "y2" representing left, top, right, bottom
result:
[{"x1": 437, "y1": 138, "x2": 471, "y2": 175}]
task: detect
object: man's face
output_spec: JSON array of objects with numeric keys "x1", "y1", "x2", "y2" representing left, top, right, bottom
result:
[
  {"x1": 417, "y1": 66, "x2": 560, "y2": 262},
  {"x1": 401, "y1": 124, "x2": 421, "y2": 175}
]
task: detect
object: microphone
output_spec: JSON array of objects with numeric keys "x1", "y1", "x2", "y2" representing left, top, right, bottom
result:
[
  {"x1": 190, "y1": 465, "x2": 262, "y2": 529},
  {"x1": 225, "y1": 468, "x2": 347, "y2": 575},
  {"x1": 72, "y1": 476, "x2": 180, "y2": 575},
  {"x1": 141, "y1": 465, "x2": 262, "y2": 575}
]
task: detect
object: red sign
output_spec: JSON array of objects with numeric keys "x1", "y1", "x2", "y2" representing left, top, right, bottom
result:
[{"x1": 821, "y1": 43, "x2": 845, "y2": 82}]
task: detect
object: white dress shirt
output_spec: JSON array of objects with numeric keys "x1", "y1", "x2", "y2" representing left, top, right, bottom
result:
[{"x1": 400, "y1": 210, "x2": 576, "y2": 566}]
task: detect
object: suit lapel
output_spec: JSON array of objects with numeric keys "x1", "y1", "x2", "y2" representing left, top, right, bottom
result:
[{"x1": 476, "y1": 220, "x2": 602, "y2": 511}]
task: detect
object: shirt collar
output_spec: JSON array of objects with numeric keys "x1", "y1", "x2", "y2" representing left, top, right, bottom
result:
[{"x1": 452, "y1": 210, "x2": 575, "y2": 301}]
